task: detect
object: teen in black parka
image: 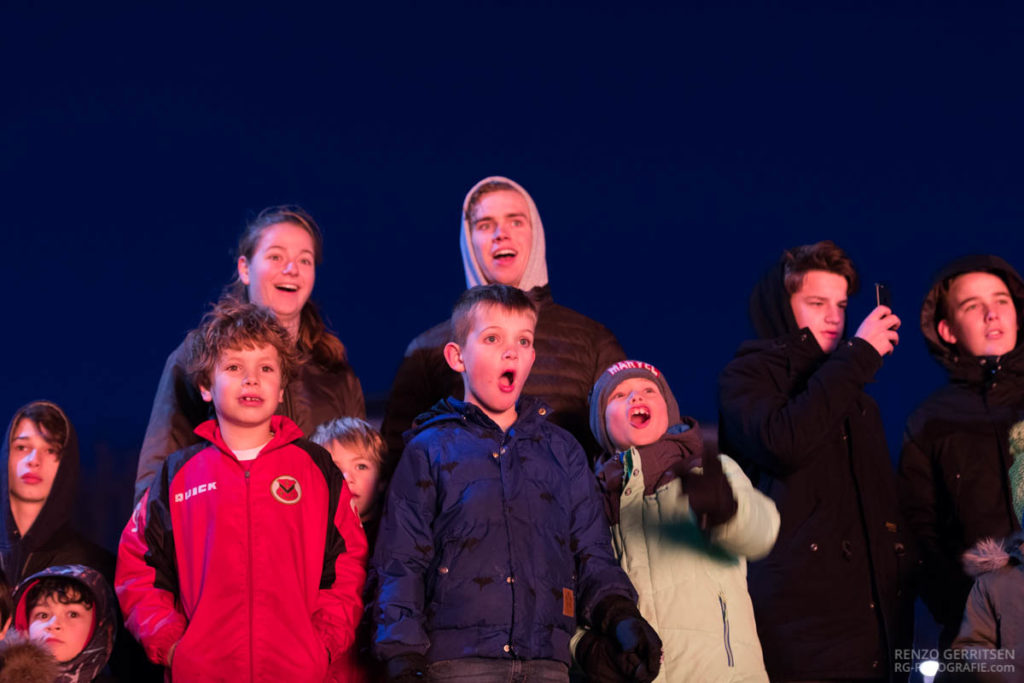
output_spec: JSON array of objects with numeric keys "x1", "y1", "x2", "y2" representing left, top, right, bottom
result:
[
  {"x1": 899, "y1": 254, "x2": 1024, "y2": 650},
  {"x1": 0, "y1": 401, "x2": 112, "y2": 585},
  {"x1": 718, "y1": 245, "x2": 914, "y2": 681}
]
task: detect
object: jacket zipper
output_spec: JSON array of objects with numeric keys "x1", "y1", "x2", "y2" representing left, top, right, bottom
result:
[
  {"x1": 20, "y1": 551, "x2": 33, "y2": 580},
  {"x1": 246, "y1": 468, "x2": 255, "y2": 679},
  {"x1": 719, "y1": 593, "x2": 734, "y2": 668}
]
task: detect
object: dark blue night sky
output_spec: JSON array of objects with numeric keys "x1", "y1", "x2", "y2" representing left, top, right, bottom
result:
[{"x1": 4, "y1": 3, "x2": 1024, "y2": 548}]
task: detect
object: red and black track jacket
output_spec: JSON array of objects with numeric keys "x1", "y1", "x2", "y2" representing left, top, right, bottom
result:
[{"x1": 116, "y1": 416, "x2": 367, "y2": 682}]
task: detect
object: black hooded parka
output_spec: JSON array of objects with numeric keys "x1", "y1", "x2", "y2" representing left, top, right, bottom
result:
[
  {"x1": 899, "y1": 254, "x2": 1024, "y2": 649},
  {"x1": 718, "y1": 259, "x2": 914, "y2": 682}
]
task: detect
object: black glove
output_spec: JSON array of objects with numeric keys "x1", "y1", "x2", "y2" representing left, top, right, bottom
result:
[
  {"x1": 386, "y1": 653, "x2": 428, "y2": 683},
  {"x1": 591, "y1": 596, "x2": 663, "y2": 682},
  {"x1": 682, "y1": 450, "x2": 737, "y2": 530},
  {"x1": 574, "y1": 631, "x2": 632, "y2": 683}
]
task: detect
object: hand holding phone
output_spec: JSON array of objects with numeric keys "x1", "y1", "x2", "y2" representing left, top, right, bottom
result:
[
  {"x1": 875, "y1": 282, "x2": 892, "y2": 309},
  {"x1": 856, "y1": 282, "x2": 901, "y2": 355}
]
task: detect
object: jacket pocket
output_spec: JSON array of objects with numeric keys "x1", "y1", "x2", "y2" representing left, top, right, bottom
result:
[{"x1": 429, "y1": 536, "x2": 459, "y2": 606}]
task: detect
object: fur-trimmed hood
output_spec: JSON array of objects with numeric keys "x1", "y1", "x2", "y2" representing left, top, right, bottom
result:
[
  {"x1": 0, "y1": 631, "x2": 60, "y2": 683},
  {"x1": 962, "y1": 532, "x2": 1024, "y2": 578},
  {"x1": 920, "y1": 254, "x2": 1024, "y2": 381}
]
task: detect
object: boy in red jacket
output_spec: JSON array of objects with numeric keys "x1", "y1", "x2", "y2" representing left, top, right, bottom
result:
[{"x1": 116, "y1": 299, "x2": 367, "y2": 681}]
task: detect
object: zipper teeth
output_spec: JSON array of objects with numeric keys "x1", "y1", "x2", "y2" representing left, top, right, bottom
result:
[
  {"x1": 246, "y1": 469, "x2": 255, "y2": 679},
  {"x1": 21, "y1": 551, "x2": 33, "y2": 579},
  {"x1": 719, "y1": 593, "x2": 734, "y2": 667}
]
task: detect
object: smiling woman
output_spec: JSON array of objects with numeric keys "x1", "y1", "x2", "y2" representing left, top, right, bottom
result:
[{"x1": 133, "y1": 206, "x2": 366, "y2": 502}]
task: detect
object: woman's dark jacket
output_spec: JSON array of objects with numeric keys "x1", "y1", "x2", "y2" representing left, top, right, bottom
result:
[
  {"x1": 134, "y1": 334, "x2": 365, "y2": 502},
  {"x1": 717, "y1": 260, "x2": 914, "y2": 681},
  {"x1": 380, "y1": 285, "x2": 625, "y2": 475},
  {"x1": 899, "y1": 254, "x2": 1024, "y2": 647}
]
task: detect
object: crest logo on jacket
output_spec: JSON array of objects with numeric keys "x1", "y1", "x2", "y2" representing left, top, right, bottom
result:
[{"x1": 271, "y1": 475, "x2": 302, "y2": 505}]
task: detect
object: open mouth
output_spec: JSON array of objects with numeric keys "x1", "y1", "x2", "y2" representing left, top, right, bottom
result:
[
  {"x1": 498, "y1": 370, "x2": 516, "y2": 392},
  {"x1": 240, "y1": 395, "x2": 264, "y2": 405},
  {"x1": 629, "y1": 406, "x2": 651, "y2": 427},
  {"x1": 493, "y1": 249, "x2": 517, "y2": 263},
  {"x1": 275, "y1": 283, "x2": 299, "y2": 292}
]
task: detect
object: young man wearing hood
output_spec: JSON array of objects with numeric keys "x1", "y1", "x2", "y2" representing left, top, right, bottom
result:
[
  {"x1": 899, "y1": 255, "x2": 1024, "y2": 652},
  {"x1": 718, "y1": 241, "x2": 914, "y2": 681},
  {"x1": 380, "y1": 176, "x2": 625, "y2": 475}
]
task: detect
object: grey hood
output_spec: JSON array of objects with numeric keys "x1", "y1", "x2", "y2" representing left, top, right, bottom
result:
[{"x1": 460, "y1": 175, "x2": 549, "y2": 291}]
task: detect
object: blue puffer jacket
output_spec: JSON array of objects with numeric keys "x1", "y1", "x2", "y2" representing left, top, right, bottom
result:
[{"x1": 372, "y1": 397, "x2": 637, "y2": 665}]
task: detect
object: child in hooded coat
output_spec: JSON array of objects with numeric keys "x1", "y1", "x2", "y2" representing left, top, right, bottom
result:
[
  {"x1": 12, "y1": 564, "x2": 117, "y2": 683},
  {"x1": 951, "y1": 420, "x2": 1024, "y2": 680},
  {"x1": 0, "y1": 568, "x2": 59, "y2": 683}
]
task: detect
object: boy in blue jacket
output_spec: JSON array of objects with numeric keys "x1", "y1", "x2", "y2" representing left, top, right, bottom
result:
[{"x1": 372, "y1": 285, "x2": 661, "y2": 682}]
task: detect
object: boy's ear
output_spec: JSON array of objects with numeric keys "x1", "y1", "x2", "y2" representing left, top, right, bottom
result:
[
  {"x1": 278, "y1": 388, "x2": 284, "y2": 404},
  {"x1": 443, "y1": 342, "x2": 465, "y2": 373},
  {"x1": 237, "y1": 256, "x2": 251, "y2": 286},
  {"x1": 199, "y1": 385, "x2": 213, "y2": 403},
  {"x1": 937, "y1": 319, "x2": 958, "y2": 346}
]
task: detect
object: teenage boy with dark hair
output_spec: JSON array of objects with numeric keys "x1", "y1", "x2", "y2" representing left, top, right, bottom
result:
[
  {"x1": 1, "y1": 401, "x2": 113, "y2": 584},
  {"x1": 718, "y1": 240, "x2": 915, "y2": 681},
  {"x1": 380, "y1": 176, "x2": 626, "y2": 475},
  {"x1": 116, "y1": 299, "x2": 367, "y2": 681},
  {"x1": 900, "y1": 255, "x2": 1024, "y2": 651},
  {"x1": 373, "y1": 284, "x2": 660, "y2": 683}
]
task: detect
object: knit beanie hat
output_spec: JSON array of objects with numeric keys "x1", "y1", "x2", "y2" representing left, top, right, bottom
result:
[
  {"x1": 589, "y1": 360, "x2": 681, "y2": 454},
  {"x1": 1009, "y1": 420, "x2": 1024, "y2": 526}
]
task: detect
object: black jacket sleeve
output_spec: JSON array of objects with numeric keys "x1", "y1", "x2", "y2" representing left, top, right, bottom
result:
[{"x1": 718, "y1": 335, "x2": 883, "y2": 475}]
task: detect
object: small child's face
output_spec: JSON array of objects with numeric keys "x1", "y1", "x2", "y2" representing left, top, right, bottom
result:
[
  {"x1": 444, "y1": 304, "x2": 536, "y2": 428},
  {"x1": 325, "y1": 440, "x2": 381, "y2": 518},
  {"x1": 199, "y1": 344, "x2": 285, "y2": 429},
  {"x1": 604, "y1": 378, "x2": 670, "y2": 452},
  {"x1": 8, "y1": 418, "x2": 60, "y2": 505},
  {"x1": 29, "y1": 596, "x2": 94, "y2": 663}
]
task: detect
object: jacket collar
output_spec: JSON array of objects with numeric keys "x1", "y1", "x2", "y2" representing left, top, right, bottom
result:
[
  {"x1": 194, "y1": 415, "x2": 304, "y2": 458},
  {"x1": 411, "y1": 396, "x2": 552, "y2": 436}
]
